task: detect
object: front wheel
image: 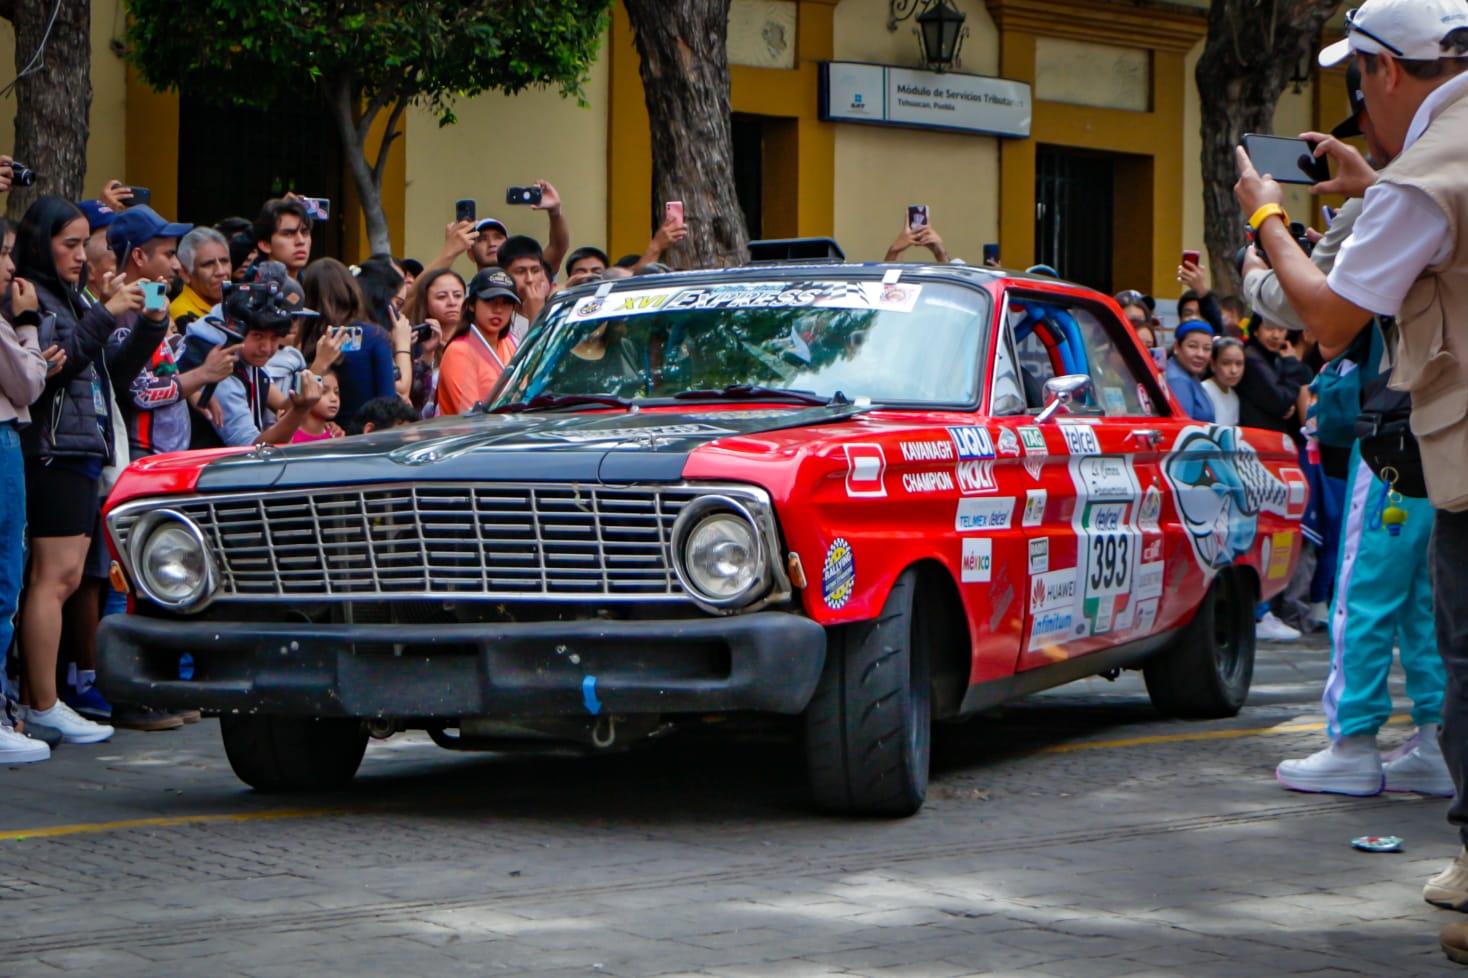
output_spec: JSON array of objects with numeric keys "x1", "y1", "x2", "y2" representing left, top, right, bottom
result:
[
  {"x1": 1143, "y1": 570, "x2": 1255, "y2": 719},
  {"x1": 804, "y1": 568, "x2": 931, "y2": 816},
  {"x1": 220, "y1": 715, "x2": 368, "y2": 791}
]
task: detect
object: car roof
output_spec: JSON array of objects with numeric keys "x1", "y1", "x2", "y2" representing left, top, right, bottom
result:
[{"x1": 554, "y1": 262, "x2": 1105, "y2": 305}]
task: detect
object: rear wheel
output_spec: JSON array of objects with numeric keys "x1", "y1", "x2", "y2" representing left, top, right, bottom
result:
[
  {"x1": 1143, "y1": 570, "x2": 1255, "y2": 718},
  {"x1": 804, "y1": 568, "x2": 931, "y2": 816},
  {"x1": 220, "y1": 715, "x2": 368, "y2": 791}
]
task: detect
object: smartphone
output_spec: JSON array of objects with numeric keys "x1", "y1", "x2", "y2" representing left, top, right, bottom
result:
[
  {"x1": 907, "y1": 204, "x2": 929, "y2": 230},
  {"x1": 303, "y1": 197, "x2": 331, "y2": 221},
  {"x1": 1322, "y1": 204, "x2": 1337, "y2": 228},
  {"x1": 455, "y1": 198, "x2": 476, "y2": 223},
  {"x1": 290, "y1": 370, "x2": 305, "y2": 396},
  {"x1": 1242, "y1": 133, "x2": 1331, "y2": 185},
  {"x1": 1182, "y1": 250, "x2": 1201, "y2": 267},
  {"x1": 665, "y1": 200, "x2": 684, "y2": 226},
  {"x1": 982, "y1": 242, "x2": 999, "y2": 264},
  {"x1": 339, "y1": 325, "x2": 363, "y2": 353},
  {"x1": 506, "y1": 185, "x2": 543, "y2": 206},
  {"x1": 141, "y1": 281, "x2": 167, "y2": 311},
  {"x1": 411, "y1": 322, "x2": 434, "y2": 343},
  {"x1": 126, "y1": 187, "x2": 151, "y2": 209}
]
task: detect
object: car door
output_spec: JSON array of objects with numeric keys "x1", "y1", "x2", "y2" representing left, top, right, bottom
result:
[{"x1": 995, "y1": 289, "x2": 1176, "y2": 671}]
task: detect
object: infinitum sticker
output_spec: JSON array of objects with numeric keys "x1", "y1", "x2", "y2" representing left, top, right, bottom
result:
[{"x1": 822, "y1": 538, "x2": 856, "y2": 610}]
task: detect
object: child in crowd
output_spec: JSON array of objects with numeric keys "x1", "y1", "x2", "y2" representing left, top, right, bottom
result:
[
  {"x1": 291, "y1": 368, "x2": 342, "y2": 443},
  {"x1": 1203, "y1": 337, "x2": 1245, "y2": 425}
]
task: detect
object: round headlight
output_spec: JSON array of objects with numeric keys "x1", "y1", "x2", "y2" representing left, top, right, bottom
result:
[
  {"x1": 132, "y1": 512, "x2": 214, "y2": 610},
  {"x1": 684, "y1": 514, "x2": 760, "y2": 600},
  {"x1": 671, "y1": 496, "x2": 770, "y2": 610}
]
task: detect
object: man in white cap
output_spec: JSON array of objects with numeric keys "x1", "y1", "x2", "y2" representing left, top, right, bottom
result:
[{"x1": 1233, "y1": 0, "x2": 1468, "y2": 963}]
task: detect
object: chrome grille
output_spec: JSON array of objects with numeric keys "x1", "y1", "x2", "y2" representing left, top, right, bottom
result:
[{"x1": 109, "y1": 483, "x2": 740, "y2": 602}]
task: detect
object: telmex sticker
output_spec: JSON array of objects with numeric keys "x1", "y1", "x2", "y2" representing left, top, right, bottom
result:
[
  {"x1": 822, "y1": 538, "x2": 856, "y2": 610},
  {"x1": 961, "y1": 538, "x2": 993, "y2": 583},
  {"x1": 570, "y1": 280, "x2": 923, "y2": 321},
  {"x1": 956, "y1": 497, "x2": 1015, "y2": 532},
  {"x1": 844, "y1": 444, "x2": 887, "y2": 497}
]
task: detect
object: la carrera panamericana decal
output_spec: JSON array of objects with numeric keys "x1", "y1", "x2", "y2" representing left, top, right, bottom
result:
[{"x1": 1162, "y1": 425, "x2": 1294, "y2": 571}]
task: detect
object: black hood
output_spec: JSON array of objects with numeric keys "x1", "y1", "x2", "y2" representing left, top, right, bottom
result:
[{"x1": 195, "y1": 405, "x2": 867, "y2": 491}]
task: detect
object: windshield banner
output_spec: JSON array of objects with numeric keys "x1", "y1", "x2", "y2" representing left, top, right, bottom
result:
[{"x1": 569, "y1": 281, "x2": 924, "y2": 322}]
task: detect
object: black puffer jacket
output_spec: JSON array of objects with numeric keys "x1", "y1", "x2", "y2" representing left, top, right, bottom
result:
[{"x1": 22, "y1": 283, "x2": 119, "y2": 462}]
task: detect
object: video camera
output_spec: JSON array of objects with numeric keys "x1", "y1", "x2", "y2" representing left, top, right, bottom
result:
[
  {"x1": 218, "y1": 280, "x2": 294, "y2": 340},
  {"x1": 1234, "y1": 220, "x2": 1314, "y2": 274}
]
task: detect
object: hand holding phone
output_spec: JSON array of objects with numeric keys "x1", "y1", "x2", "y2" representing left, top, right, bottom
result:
[
  {"x1": 142, "y1": 281, "x2": 168, "y2": 311},
  {"x1": 126, "y1": 187, "x2": 152, "y2": 209},
  {"x1": 455, "y1": 199, "x2": 476, "y2": 223},
  {"x1": 506, "y1": 186, "x2": 543, "y2": 206},
  {"x1": 664, "y1": 201, "x2": 684, "y2": 227},
  {"x1": 1182, "y1": 250, "x2": 1201, "y2": 268},
  {"x1": 1242, "y1": 133, "x2": 1330, "y2": 185},
  {"x1": 907, "y1": 204, "x2": 929, "y2": 231},
  {"x1": 339, "y1": 325, "x2": 363, "y2": 353},
  {"x1": 982, "y1": 243, "x2": 999, "y2": 266}
]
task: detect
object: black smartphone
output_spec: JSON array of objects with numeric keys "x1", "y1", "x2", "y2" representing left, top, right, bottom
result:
[
  {"x1": 127, "y1": 186, "x2": 152, "y2": 208},
  {"x1": 982, "y1": 243, "x2": 999, "y2": 264},
  {"x1": 455, "y1": 199, "x2": 476, "y2": 223},
  {"x1": 1242, "y1": 134, "x2": 1330, "y2": 185},
  {"x1": 411, "y1": 322, "x2": 434, "y2": 343},
  {"x1": 506, "y1": 185, "x2": 543, "y2": 206}
]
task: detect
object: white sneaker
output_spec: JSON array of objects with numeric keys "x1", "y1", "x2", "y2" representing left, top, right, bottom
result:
[
  {"x1": 1276, "y1": 735, "x2": 1383, "y2": 795},
  {"x1": 28, "y1": 700, "x2": 113, "y2": 744},
  {"x1": 1385, "y1": 723, "x2": 1456, "y2": 796},
  {"x1": 0, "y1": 722, "x2": 49, "y2": 763},
  {"x1": 1256, "y1": 612, "x2": 1302, "y2": 642},
  {"x1": 1427, "y1": 847, "x2": 1468, "y2": 911}
]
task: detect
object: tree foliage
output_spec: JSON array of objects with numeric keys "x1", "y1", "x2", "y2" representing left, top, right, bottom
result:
[
  {"x1": 124, "y1": 0, "x2": 611, "y2": 253},
  {"x1": 1196, "y1": 0, "x2": 1344, "y2": 295}
]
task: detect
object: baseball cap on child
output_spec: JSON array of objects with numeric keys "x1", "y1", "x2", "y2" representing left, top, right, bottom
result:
[{"x1": 1319, "y1": 0, "x2": 1468, "y2": 67}]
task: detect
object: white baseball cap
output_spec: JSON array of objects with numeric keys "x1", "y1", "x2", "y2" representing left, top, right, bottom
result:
[{"x1": 1319, "y1": 0, "x2": 1468, "y2": 67}]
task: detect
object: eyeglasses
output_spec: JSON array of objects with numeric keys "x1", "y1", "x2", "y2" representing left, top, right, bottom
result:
[{"x1": 1346, "y1": 7, "x2": 1405, "y2": 58}]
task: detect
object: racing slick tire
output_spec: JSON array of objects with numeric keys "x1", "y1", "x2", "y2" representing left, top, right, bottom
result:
[
  {"x1": 220, "y1": 715, "x2": 369, "y2": 792},
  {"x1": 804, "y1": 568, "x2": 931, "y2": 816},
  {"x1": 1142, "y1": 569, "x2": 1255, "y2": 719}
]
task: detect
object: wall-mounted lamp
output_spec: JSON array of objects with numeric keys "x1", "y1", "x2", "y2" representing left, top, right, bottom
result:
[{"x1": 889, "y1": 0, "x2": 969, "y2": 72}]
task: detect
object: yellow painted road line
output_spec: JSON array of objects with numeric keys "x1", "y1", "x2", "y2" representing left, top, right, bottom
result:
[
  {"x1": 0, "y1": 807, "x2": 346, "y2": 841},
  {"x1": 1040, "y1": 714, "x2": 1410, "y2": 754}
]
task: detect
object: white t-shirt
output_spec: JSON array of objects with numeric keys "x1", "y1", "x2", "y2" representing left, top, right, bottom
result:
[
  {"x1": 1203, "y1": 379, "x2": 1240, "y2": 426},
  {"x1": 1328, "y1": 72, "x2": 1468, "y2": 316}
]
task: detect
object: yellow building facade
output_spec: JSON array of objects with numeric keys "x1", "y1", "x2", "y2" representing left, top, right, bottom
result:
[{"x1": 2, "y1": 1, "x2": 1347, "y2": 300}]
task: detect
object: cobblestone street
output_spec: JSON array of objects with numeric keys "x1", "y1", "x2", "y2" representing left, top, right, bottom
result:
[{"x1": 2, "y1": 633, "x2": 1460, "y2": 976}]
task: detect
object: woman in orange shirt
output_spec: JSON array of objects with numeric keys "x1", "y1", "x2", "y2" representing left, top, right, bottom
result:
[{"x1": 436, "y1": 268, "x2": 522, "y2": 415}]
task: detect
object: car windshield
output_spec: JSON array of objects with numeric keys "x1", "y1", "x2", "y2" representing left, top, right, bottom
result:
[{"x1": 489, "y1": 278, "x2": 990, "y2": 409}]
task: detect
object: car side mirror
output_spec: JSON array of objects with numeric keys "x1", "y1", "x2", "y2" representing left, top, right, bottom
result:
[{"x1": 1036, "y1": 374, "x2": 1093, "y2": 423}]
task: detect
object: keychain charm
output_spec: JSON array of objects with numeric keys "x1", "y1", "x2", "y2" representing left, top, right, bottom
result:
[{"x1": 1380, "y1": 466, "x2": 1408, "y2": 538}]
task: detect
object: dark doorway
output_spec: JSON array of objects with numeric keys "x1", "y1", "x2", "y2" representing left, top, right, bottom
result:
[
  {"x1": 176, "y1": 95, "x2": 342, "y2": 261},
  {"x1": 731, "y1": 114, "x2": 764, "y2": 240},
  {"x1": 1035, "y1": 147, "x2": 1114, "y2": 294}
]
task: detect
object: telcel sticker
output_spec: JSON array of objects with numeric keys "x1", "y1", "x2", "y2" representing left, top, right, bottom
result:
[
  {"x1": 822, "y1": 538, "x2": 856, "y2": 609},
  {"x1": 961, "y1": 538, "x2": 993, "y2": 582}
]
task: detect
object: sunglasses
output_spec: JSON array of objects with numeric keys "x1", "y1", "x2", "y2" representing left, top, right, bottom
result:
[{"x1": 1346, "y1": 7, "x2": 1405, "y2": 58}]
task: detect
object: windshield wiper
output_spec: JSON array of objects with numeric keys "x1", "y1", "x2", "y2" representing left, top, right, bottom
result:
[
  {"x1": 491, "y1": 391, "x2": 635, "y2": 414},
  {"x1": 672, "y1": 384, "x2": 849, "y2": 407}
]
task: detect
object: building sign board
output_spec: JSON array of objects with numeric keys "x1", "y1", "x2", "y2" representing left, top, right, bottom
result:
[{"x1": 820, "y1": 61, "x2": 1032, "y2": 139}]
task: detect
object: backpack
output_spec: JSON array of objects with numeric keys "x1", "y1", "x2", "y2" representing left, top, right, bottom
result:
[{"x1": 1353, "y1": 320, "x2": 1425, "y2": 497}]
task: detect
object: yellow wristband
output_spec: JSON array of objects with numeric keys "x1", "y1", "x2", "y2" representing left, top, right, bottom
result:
[{"x1": 1249, "y1": 203, "x2": 1289, "y2": 233}]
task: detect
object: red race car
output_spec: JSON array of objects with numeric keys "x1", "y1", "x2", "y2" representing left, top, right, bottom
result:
[{"x1": 99, "y1": 264, "x2": 1307, "y2": 815}]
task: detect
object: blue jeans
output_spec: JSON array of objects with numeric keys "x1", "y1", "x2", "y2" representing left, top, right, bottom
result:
[{"x1": 0, "y1": 424, "x2": 25, "y2": 667}]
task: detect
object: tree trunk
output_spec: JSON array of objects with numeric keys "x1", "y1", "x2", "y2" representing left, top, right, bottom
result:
[
  {"x1": 324, "y1": 73, "x2": 394, "y2": 256},
  {"x1": 1196, "y1": 0, "x2": 1343, "y2": 297},
  {"x1": 623, "y1": 0, "x2": 748, "y2": 269},
  {"x1": 7, "y1": 0, "x2": 91, "y2": 219}
]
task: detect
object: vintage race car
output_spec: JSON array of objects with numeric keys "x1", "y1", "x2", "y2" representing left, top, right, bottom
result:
[{"x1": 98, "y1": 263, "x2": 1307, "y2": 815}]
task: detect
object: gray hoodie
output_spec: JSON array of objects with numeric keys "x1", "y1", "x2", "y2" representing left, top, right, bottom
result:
[{"x1": 0, "y1": 312, "x2": 46, "y2": 426}]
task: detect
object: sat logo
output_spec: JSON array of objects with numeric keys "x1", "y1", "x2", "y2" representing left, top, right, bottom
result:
[{"x1": 844, "y1": 444, "x2": 887, "y2": 497}]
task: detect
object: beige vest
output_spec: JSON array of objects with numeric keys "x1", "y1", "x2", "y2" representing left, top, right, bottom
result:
[{"x1": 1378, "y1": 80, "x2": 1468, "y2": 511}]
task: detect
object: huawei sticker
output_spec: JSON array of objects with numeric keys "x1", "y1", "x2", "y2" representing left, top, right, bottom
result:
[{"x1": 822, "y1": 538, "x2": 856, "y2": 609}]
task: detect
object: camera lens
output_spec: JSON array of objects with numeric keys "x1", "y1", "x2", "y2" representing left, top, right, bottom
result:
[{"x1": 7, "y1": 162, "x2": 36, "y2": 187}]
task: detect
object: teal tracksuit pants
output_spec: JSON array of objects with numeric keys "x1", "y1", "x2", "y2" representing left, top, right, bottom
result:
[{"x1": 1321, "y1": 442, "x2": 1441, "y2": 739}]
